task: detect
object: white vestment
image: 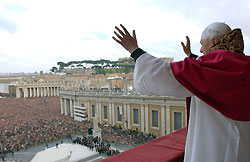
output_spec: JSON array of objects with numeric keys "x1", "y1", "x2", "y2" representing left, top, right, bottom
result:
[{"x1": 134, "y1": 53, "x2": 250, "y2": 162}]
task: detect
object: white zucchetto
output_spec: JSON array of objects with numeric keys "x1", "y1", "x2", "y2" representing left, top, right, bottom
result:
[{"x1": 201, "y1": 22, "x2": 231, "y2": 40}]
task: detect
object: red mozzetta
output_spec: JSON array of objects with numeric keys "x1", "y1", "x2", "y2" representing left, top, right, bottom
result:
[{"x1": 171, "y1": 49, "x2": 250, "y2": 121}]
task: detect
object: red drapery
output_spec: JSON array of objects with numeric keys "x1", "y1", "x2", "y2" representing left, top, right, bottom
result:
[{"x1": 100, "y1": 127, "x2": 187, "y2": 162}]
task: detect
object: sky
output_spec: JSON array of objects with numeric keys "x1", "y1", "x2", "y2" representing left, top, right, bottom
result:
[{"x1": 0, "y1": 0, "x2": 250, "y2": 73}]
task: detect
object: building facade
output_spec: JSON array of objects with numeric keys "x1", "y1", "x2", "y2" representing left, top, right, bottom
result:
[{"x1": 60, "y1": 90, "x2": 187, "y2": 137}]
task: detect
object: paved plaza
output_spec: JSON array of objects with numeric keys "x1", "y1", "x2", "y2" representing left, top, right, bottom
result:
[{"x1": 3, "y1": 137, "x2": 133, "y2": 162}]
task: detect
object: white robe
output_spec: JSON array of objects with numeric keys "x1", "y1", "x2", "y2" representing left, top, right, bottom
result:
[{"x1": 134, "y1": 53, "x2": 250, "y2": 162}]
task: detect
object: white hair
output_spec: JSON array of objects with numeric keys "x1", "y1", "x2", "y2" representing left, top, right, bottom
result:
[{"x1": 201, "y1": 22, "x2": 231, "y2": 40}]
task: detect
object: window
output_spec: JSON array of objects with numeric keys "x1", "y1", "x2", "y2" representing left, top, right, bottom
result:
[
  {"x1": 133, "y1": 108, "x2": 139, "y2": 125},
  {"x1": 92, "y1": 104, "x2": 95, "y2": 117},
  {"x1": 81, "y1": 103, "x2": 85, "y2": 107},
  {"x1": 117, "y1": 106, "x2": 122, "y2": 122},
  {"x1": 152, "y1": 110, "x2": 159, "y2": 128},
  {"x1": 103, "y1": 105, "x2": 108, "y2": 120},
  {"x1": 174, "y1": 112, "x2": 182, "y2": 130}
]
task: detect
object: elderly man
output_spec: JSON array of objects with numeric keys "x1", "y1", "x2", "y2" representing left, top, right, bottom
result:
[{"x1": 112, "y1": 22, "x2": 250, "y2": 162}]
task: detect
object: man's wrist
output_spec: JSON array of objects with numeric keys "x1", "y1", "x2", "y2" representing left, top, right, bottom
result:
[
  {"x1": 128, "y1": 46, "x2": 139, "y2": 53},
  {"x1": 130, "y1": 48, "x2": 146, "y2": 62},
  {"x1": 189, "y1": 53, "x2": 198, "y2": 59}
]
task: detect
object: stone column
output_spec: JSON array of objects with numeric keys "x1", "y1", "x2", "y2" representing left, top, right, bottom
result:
[
  {"x1": 166, "y1": 105, "x2": 170, "y2": 134},
  {"x1": 29, "y1": 88, "x2": 31, "y2": 97},
  {"x1": 87, "y1": 101, "x2": 90, "y2": 121},
  {"x1": 28, "y1": 88, "x2": 30, "y2": 97},
  {"x1": 53, "y1": 87, "x2": 56, "y2": 96},
  {"x1": 32, "y1": 88, "x2": 35, "y2": 97},
  {"x1": 99, "y1": 102, "x2": 102, "y2": 124},
  {"x1": 52, "y1": 87, "x2": 55, "y2": 96},
  {"x1": 70, "y1": 99, "x2": 73, "y2": 117},
  {"x1": 32, "y1": 88, "x2": 34, "y2": 97},
  {"x1": 41, "y1": 87, "x2": 44, "y2": 97},
  {"x1": 50, "y1": 87, "x2": 52, "y2": 96},
  {"x1": 145, "y1": 104, "x2": 149, "y2": 134},
  {"x1": 141, "y1": 104, "x2": 145, "y2": 133},
  {"x1": 112, "y1": 102, "x2": 115, "y2": 126},
  {"x1": 127, "y1": 103, "x2": 130, "y2": 129},
  {"x1": 40, "y1": 87, "x2": 42, "y2": 97},
  {"x1": 64, "y1": 99, "x2": 68, "y2": 115},
  {"x1": 161, "y1": 106, "x2": 166, "y2": 136},
  {"x1": 43, "y1": 87, "x2": 45, "y2": 96},
  {"x1": 29, "y1": 88, "x2": 32, "y2": 97},
  {"x1": 44, "y1": 87, "x2": 47, "y2": 96},
  {"x1": 30, "y1": 87, "x2": 34, "y2": 97},
  {"x1": 35, "y1": 87, "x2": 38, "y2": 97},
  {"x1": 124, "y1": 103, "x2": 127, "y2": 129},
  {"x1": 33, "y1": 88, "x2": 35, "y2": 97},
  {"x1": 34, "y1": 88, "x2": 36, "y2": 97},
  {"x1": 60, "y1": 98, "x2": 65, "y2": 114},
  {"x1": 109, "y1": 102, "x2": 112, "y2": 125},
  {"x1": 37, "y1": 87, "x2": 40, "y2": 97},
  {"x1": 51, "y1": 87, "x2": 53, "y2": 96},
  {"x1": 24, "y1": 88, "x2": 28, "y2": 98},
  {"x1": 34, "y1": 88, "x2": 37, "y2": 97},
  {"x1": 57, "y1": 87, "x2": 60, "y2": 96},
  {"x1": 39, "y1": 87, "x2": 42, "y2": 97},
  {"x1": 47, "y1": 87, "x2": 50, "y2": 96},
  {"x1": 48, "y1": 87, "x2": 50, "y2": 96},
  {"x1": 26, "y1": 88, "x2": 29, "y2": 97},
  {"x1": 16, "y1": 87, "x2": 21, "y2": 98},
  {"x1": 16, "y1": 87, "x2": 20, "y2": 98},
  {"x1": 96, "y1": 101, "x2": 99, "y2": 121},
  {"x1": 54, "y1": 87, "x2": 56, "y2": 96}
]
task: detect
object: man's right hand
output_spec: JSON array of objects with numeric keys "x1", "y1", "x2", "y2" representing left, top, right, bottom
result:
[
  {"x1": 112, "y1": 24, "x2": 139, "y2": 53},
  {"x1": 181, "y1": 36, "x2": 192, "y2": 56}
]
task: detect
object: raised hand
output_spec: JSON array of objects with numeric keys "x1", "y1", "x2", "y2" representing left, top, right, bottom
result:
[
  {"x1": 181, "y1": 36, "x2": 192, "y2": 56},
  {"x1": 112, "y1": 24, "x2": 139, "y2": 53}
]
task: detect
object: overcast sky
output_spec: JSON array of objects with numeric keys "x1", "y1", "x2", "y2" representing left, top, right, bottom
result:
[{"x1": 0, "y1": 0, "x2": 250, "y2": 73}]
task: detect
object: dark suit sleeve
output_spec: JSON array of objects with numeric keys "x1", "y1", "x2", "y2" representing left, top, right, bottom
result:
[
  {"x1": 130, "y1": 48, "x2": 146, "y2": 62},
  {"x1": 189, "y1": 53, "x2": 198, "y2": 59}
]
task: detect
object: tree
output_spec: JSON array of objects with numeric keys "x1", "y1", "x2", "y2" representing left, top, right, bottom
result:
[
  {"x1": 124, "y1": 67, "x2": 130, "y2": 74},
  {"x1": 50, "y1": 66, "x2": 58, "y2": 73},
  {"x1": 96, "y1": 68, "x2": 106, "y2": 75}
]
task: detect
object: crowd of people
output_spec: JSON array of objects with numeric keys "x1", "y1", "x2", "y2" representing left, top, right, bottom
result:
[
  {"x1": 0, "y1": 96, "x2": 157, "y2": 161},
  {"x1": 0, "y1": 97, "x2": 91, "y2": 157},
  {"x1": 100, "y1": 124, "x2": 157, "y2": 146},
  {"x1": 73, "y1": 136, "x2": 120, "y2": 156}
]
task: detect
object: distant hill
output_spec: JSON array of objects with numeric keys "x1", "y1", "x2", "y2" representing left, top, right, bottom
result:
[{"x1": 50, "y1": 58, "x2": 135, "y2": 75}]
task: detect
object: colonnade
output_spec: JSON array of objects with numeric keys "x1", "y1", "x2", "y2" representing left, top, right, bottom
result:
[
  {"x1": 16, "y1": 85, "x2": 62, "y2": 98},
  {"x1": 60, "y1": 98, "x2": 75, "y2": 117},
  {"x1": 16, "y1": 84, "x2": 62, "y2": 98}
]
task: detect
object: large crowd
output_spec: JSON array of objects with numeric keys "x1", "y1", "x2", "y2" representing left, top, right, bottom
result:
[
  {"x1": 0, "y1": 96, "x2": 157, "y2": 160},
  {"x1": 73, "y1": 136, "x2": 120, "y2": 156},
  {"x1": 0, "y1": 97, "x2": 91, "y2": 156},
  {"x1": 100, "y1": 124, "x2": 157, "y2": 146}
]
